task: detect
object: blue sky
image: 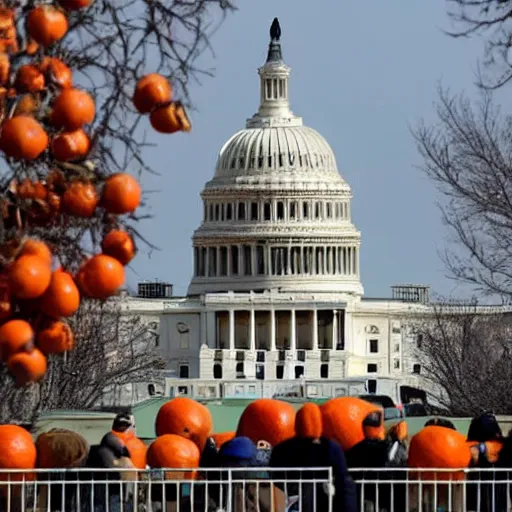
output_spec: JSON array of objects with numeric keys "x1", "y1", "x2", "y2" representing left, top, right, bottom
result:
[{"x1": 132, "y1": 0, "x2": 485, "y2": 299}]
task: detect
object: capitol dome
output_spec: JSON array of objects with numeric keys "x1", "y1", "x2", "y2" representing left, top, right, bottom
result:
[{"x1": 188, "y1": 20, "x2": 363, "y2": 297}]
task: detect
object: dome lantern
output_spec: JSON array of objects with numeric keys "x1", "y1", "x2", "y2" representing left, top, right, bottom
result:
[{"x1": 247, "y1": 18, "x2": 302, "y2": 129}]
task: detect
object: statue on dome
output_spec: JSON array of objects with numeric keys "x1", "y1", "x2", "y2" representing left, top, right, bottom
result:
[{"x1": 270, "y1": 17, "x2": 281, "y2": 42}]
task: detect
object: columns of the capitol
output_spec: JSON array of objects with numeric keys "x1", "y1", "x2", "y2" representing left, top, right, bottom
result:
[
  {"x1": 249, "y1": 309, "x2": 256, "y2": 351},
  {"x1": 290, "y1": 309, "x2": 296, "y2": 352},
  {"x1": 312, "y1": 309, "x2": 318, "y2": 350},
  {"x1": 332, "y1": 310, "x2": 338, "y2": 350},
  {"x1": 228, "y1": 309, "x2": 235, "y2": 351},
  {"x1": 270, "y1": 309, "x2": 276, "y2": 351}
]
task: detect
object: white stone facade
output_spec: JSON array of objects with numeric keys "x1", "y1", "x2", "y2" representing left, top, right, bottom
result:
[{"x1": 122, "y1": 24, "x2": 507, "y2": 401}]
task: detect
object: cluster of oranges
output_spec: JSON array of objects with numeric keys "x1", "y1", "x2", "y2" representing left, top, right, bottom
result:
[
  {"x1": 0, "y1": 1, "x2": 188, "y2": 388},
  {"x1": 133, "y1": 73, "x2": 191, "y2": 134}
]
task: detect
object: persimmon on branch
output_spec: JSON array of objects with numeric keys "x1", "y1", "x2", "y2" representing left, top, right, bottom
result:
[
  {"x1": 0, "y1": 0, "x2": 233, "y2": 391},
  {"x1": 445, "y1": 0, "x2": 512, "y2": 88},
  {"x1": 0, "y1": 297, "x2": 164, "y2": 423}
]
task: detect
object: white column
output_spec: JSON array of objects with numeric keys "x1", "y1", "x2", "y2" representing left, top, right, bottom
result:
[
  {"x1": 267, "y1": 245, "x2": 272, "y2": 275},
  {"x1": 251, "y1": 245, "x2": 257, "y2": 276},
  {"x1": 249, "y1": 309, "x2": 256, "y2": 351},
  {"x1": 287, "y1": 246, "x2": 292, "y2": 275},
  {"x1": 323, "y1": 247, "x2": 327, "y2": 275},
  {"x1": 200, "y1": 311, "x2": 207, "y2": 346},
  {"x1": 216, "y1": 247, "x2": 220, "y2": 276},
  {"x1": 226, "y1": 246, "x2": 231, "y2": 276},
  {"x1": 205, "y1": 247, "x2": 210, "y2": 277},
  {"x1": 290, "y1": 309, "x2": 296, "y2": 352},
  {"x1": 312, "y1": 309, "x2": 318, "y2": 351},
  {"x1": 238, "y1": 244, "x2": 243, "y2": 276},
  {"x1": 300, "y1": 246, "x2": 304, "y2": 275},
  {"x1": 228, "y1": 309, "x2": 235, "y2": 351},
  {"x1": 332, "y1": 310, "x2": 338, "y2": 350},
  {"x1": 270, "y1": 309, "x2": 276, "y2": 351}
]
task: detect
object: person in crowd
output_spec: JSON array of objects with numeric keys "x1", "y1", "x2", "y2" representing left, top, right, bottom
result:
[
  {"x1": 84, "y1": 431, "x2": 135, "y2": 512},
  {"x1": 270, "y1": 429, "x2": 357, "y2": 511},
  {"x1": 466, "y1": 411, "x2": 505, "y2": 512},
  {"x1": 345, "y1": 413, "x2": 407, "y2": 512},
  {"x1": 424, "y1": 417, "x2": 456, "y2": 430}
]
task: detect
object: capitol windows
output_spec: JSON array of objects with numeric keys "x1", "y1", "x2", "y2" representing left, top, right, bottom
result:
[
  {"x1": 237, "y1": 202, "x2": 246, "y2": 220},
  {"x1": 226, "y1": 203, "x2": 233, "y2": 221},
  {"x1": 289, "y1": 201, "x2": 297, "y2": 220},
  {"x1": 335, "y1": 203, "x2": 340, "y2": 219},
  {"x1": 250, "y1": 202, "x2": 259, "y2": 221},
  {"x1": 277, "y1": 201, "x2": 284, "y2": 220},
  {"x1": 290, "y1": 247, "x2": 301, "y2": 274},
  {"x1": 208, "y1": 247, "x2": 217, "y2": 277},
  {"x1": 256, "y1": 245, "x2": 265, "y2": 274},
  {"x1": 326, "y1": 202, "x2": 332, "y2": 218},
  {"x1": 213, "y1": 364, "x2": 223, "y2": 379},
  {"x1": 279, "y1": 79, "x2": 285, "y2": 98},
  {"x1": 315, "y1": 247, "x2": 324, "y2": 274},
  {"x1": 243, "y1": 245, "x2": 252, "y2": 275},
  {"x1": 412, "y1": 364, "x2": 421, "y2": 375},
  {"x1": 264, "y1": 202, "x2": 271, "y2": 221},
  {"x1": 231, "y1": 246, "x2": 239, "y2": 275},
  {"x1": 314, "y1": 202, "x2": 321, "y2": 219},
  {"x1": 265, "y1": 79, "x2": 272, "y2": 100},
  {"x1": 393, "y1": 359, "x2": 400, "y2": 370},
  {"x1": 302, "y1": 202, "x2": 309, "y2": 219},
  {"x1": 367, "y1": 363, "x2": 378, "y2": 374},
  {"x1": 215, "y1": 203, "x2": 220, "y2": 221},
  {"x1": 200, "y1": 248, "x2": 207, "y2": 276},
  {"x1": 368, "y1": 339, "x2": 379, "y2": 354},
  {"x1": 208, "y1": 203, "x2": 214, "y2": 222},
  {"x1": 219, "y1": 247, "x2": 228, "y2": 276},
  {"x1": 320, "y1": 363, "x2": 329, "y2": 379}
]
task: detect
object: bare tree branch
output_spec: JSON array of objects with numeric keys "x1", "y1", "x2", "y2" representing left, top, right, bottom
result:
[
  {"x1": 445, "y1": 0, "x2": 512, "y2": 88},
  {"x1": 0, "y1": 297, "x2": 163, "y2": 424},
  {"x1": 412, "y1": 302, "x2": 512, "y2": 416},
  {"x1": 412, "y1": 87, "x2": 512, "y2": 300}
]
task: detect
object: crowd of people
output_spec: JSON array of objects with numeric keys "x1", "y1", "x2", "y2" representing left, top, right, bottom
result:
[{"x1": 7, "y1": 411, "x2": 512, "y2": 512}]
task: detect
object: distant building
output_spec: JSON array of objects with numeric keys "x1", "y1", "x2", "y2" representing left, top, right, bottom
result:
[{"x1": 124, "y1": 20, "x2": 511, "y2": 405}]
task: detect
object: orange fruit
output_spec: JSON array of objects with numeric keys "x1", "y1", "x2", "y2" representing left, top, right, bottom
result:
[
  {"x1": 409, "y1": 426, "x2": 471, "y2": 481},
  {"x1": 0, "y1": 425, "x2": 36, "y2": 481},
  {"x1": 40, "y1": 269, "x2": 80, "y2": 318},
  {"x1": 236, "y1": 399, "x2": 296, "y2": 447},
  {"x1": 296, "y1": 402, "x2": 323, "y2": 439},
  {"x1": 7, "y1": 348, "x2": 47, "y2": 386},
  {"x1": 320, "y1": 397, "x2": 382, "y2": 451},
  {"x1": 36, "y1": 319, "x2": 74, "y2": 354},
  {"x1": 155, "y1": 397, "x2": 213, "y2": 452},
  {"x1": 0, "y1": 319, "x2": 34, "y2": 362},
  {"x1": 9, "y1": 254, "x2": 52, "y2": 299},
  {"x1": 147, "y1": 434, "x2": 199, "y2": 480}
]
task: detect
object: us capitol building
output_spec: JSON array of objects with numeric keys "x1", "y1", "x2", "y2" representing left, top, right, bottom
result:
[{"x1": 122, "y1": 20, "x2": 468, "y2": 404}]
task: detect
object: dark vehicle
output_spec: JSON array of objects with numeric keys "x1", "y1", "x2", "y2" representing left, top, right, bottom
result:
[
  {"x1": 403, "y1": 402, "x2": 428, "y2": 417},
  {"x1": 358, "y1": 395, "x2": 403, "y2": 421}
]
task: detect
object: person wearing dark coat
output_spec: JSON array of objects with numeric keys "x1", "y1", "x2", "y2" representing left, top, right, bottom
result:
[
  {"x1": 84, "y1": 432, "x2": 134, "y2": 512},
  {"x1": 465, "y1": 411, "x2": 505, "y2": 512},
  {"x1": 345, "y1": 415, "x2": 408, "y2": 512},
  {"x1": 270, "y1": 435, "x2": 357, "y2": 512}
]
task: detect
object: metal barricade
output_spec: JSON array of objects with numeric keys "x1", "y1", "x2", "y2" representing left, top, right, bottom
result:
[
  {"x1": 350, "y1": 467, "x2": 512, "y2": 512},
  {"x1": 0, "y1": 466, "x2": 334, "y2": 512}
]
